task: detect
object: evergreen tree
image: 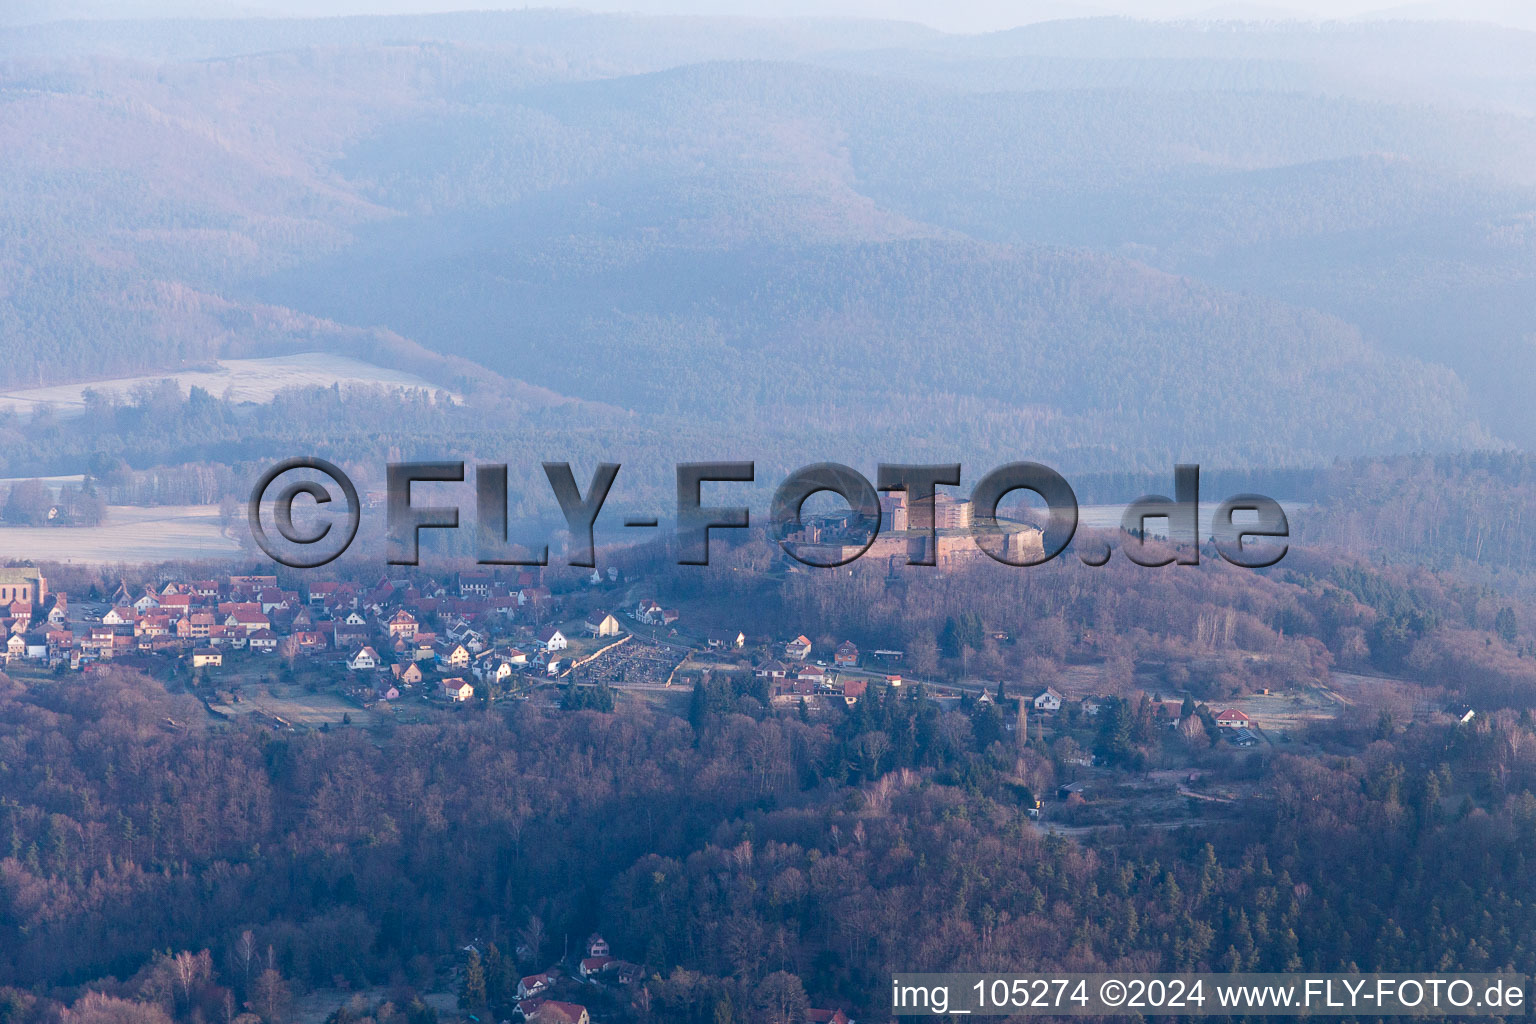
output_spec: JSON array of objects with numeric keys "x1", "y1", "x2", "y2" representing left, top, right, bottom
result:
[
  {"x1": 688, "y1": 679, "x2": 709, "y2": 735},
  {"x1": 459, "y1": 950, "x2": 486, "y2": 1010},
  {"x1": 1496, "y1": 606, "x2": 1517, "y2": 644}
]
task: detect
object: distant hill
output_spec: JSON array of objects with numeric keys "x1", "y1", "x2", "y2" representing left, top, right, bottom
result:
[{"x1": 1, "y1": 12, "x2": 1531, "y2": 470}]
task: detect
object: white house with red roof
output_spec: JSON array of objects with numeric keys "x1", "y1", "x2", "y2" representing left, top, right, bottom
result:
[
  {"x1": 528, "y1": 1003, "x2": 588, "y2": 1024},
  {"x1": 578, "y1": 956, "x2": 612, "y2": 978},
  {"x1": 516, "y1": 972, "x2": 556, "y2": 1000},
  {"x1": 439, "y1": 677, "x2": 474, "y2": 702},
  {"x1": 225, "y1": 609, "x2": 271, "y2": 634}
]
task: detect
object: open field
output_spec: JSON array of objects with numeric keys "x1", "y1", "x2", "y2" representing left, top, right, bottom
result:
[
  {"x1": 206, "y1": 680, "x2": 384, "y2": 729},
  {"x1": 1328, "y1": 670, "x2": 1436, "y2": 720},
  {"x1": 1052, "y1": 661, "x2": 1354, "y2": 734},
  {"x1": 1216, "y1": 686, "x2": 1342, "y2": 734},
  {"x1": 0, "y1": 504, "x2": 242, "y2": 563},
  {"x1": 0, "y1": 352, "x2": 454, "y2": 419}
]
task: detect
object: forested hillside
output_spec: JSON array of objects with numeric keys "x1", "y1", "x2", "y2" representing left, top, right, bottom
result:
[
  {"x1": 2, "y1": 14, "x2": 1534, "y2": 471},
  {"x1": 7, "y1": 634, "x2": 1536, "y2": 1020}
]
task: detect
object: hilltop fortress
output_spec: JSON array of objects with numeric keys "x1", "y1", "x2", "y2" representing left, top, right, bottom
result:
[{"x1": 783, "y1": 491, "x2": 1044, "y2": 569}]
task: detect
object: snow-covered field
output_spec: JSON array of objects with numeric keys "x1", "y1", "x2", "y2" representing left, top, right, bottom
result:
[{"x1": 0, "y1": 352, "x2": 452, "y2": 418}]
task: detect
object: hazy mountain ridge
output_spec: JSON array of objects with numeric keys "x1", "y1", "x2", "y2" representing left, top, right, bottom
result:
[{"x1": 2, "y1": 12, "x2": 1531, "y2": 469}]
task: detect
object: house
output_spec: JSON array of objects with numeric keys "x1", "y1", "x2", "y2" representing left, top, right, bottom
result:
[
  {"x1": 305, "y1": 581, "x2": 340, "y2": 606},
  {"x1": 519, "y1": 585, "x2": 553, "y2": 607},
  {"x1": 584, "y1": 612, "x2": 621, "y2": 638},
  {"x1": 586, "y1": 934, "x2": 610, "y2": 957},
  {"x1": 1058, "y1": 781, "x2": 1088, "y2": 801},
  {"x1": 158, "y1": 593, "x2": 192, "y2": 615},
  {"x1": 256, "y1": 589, "x2": 292, "y2": 614},
  {"x1": 333, "y1": 621, "x2": 369, "y2": 649},
  {"x1": 1215, "y1": 708, "x2": 1250, "y2": 729},
  {"x1": 348, "y1": 646, "x2": 381, "y2": 672},
  {"x1": 755, "y1": 660, "x2": 788, "y2": 680},
  {"x1": 393, "y1": 662, "x2": 423, "y2": 685},
  {"x1": 458, "y1": 571, "x2": 493, "y2": 598},
  {"x1": 445, "y1": 620, "x2": 485, "y2": 649},
  {"x1": 5, "y1": 634, "x2": 25, "y2": 660},
  {"x1": 635, "y1": 599, "x2": 663, "y2": 624},
  {"x1": 517, "y1": 973, "x2": 557, "y2": 1000},
  {"x1": 292, "y1": 630, "x2": 327, "y2": 654},
  {"x1": 1033, "y1": 686, "x2": 1063, "y2": 712},
  {"x1": 226, "y1": 609, "x2": 270, "y2": 635},
  {"x1": 438, "y1": 643, "x2": 471, "y2": 670},
  {"x1": 439, "y1": 677, "x2": 474, "y2": 702},
  {"x1": 842, "y1": 678, "x2": 868, "y2": 702},
  {"x1": 248, "y1": 628, "x2": 279, "y2": 653},
  {"x1": 102, "y1": 607, "x2": 135, "y2": 626},
  {"x1": 776, "y1": 677, "x2": 818, "y2": 698},
  {"x1": 528, "y1": 1003, "x2": 588, "y2": 1024},
  {"x1": 192, "y1": 648, "x2": 223, "y2": 668},
  {"x1": 807, "y1": 1011, "x2": 851, "y2": 1024},
  {"x1": 798, "y1": 664, "x2": 828, "y2": 686},
  {"x1": 784, "y1": 635, "x2": 812, "y2": 660},
  {"x1": 387, "y1": 610, "x2": 418, "y2": 640},
  {"x1": 578, "y1": 956, "x2": 612, "y2": 978},
  {"x1": 189, "y1": 580, "x2": 220, "y2": 599},
  {"x1": 538, "y1": 628, "x2": 568, "y2": 652},
  {"x1": 1230, "y1": 727, "x2": 1259, "y2": 747},
  {"x1": 707, "y1": 630, "x2": 745, "y2": 649},
  {"x1": 834, "y1": 640, "x2": 859, "y2": 666}
]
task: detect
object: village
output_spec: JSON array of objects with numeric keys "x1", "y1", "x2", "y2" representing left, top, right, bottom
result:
[
  {"x1": 1, "y1": 559, "x2": 1306, "y2": 783},
  {"x1": 2, "y1": 564, "x2": 1267, "y2": 721}
]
